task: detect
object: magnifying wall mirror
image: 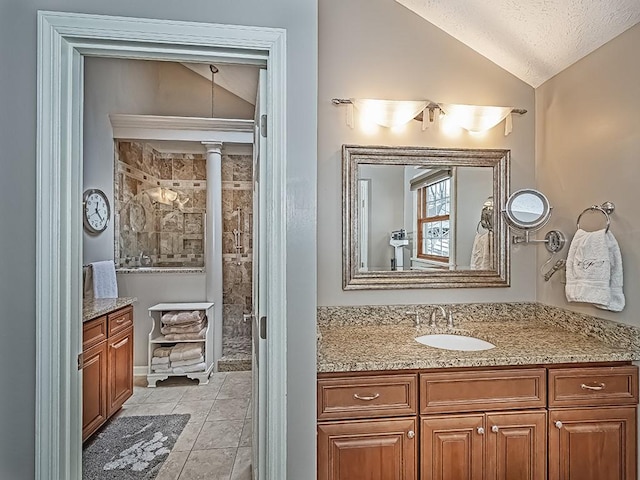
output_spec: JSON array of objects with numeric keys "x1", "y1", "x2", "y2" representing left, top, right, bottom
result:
[
  {"x1": 503, "y1": 188, "x2": 565, "y2": 253},
  {"x1": 342, "y1": 145, "x2": 511, "y2": 290},
  {"x1": 503, "y1": 189, "x2": 551, "y2": 230}
]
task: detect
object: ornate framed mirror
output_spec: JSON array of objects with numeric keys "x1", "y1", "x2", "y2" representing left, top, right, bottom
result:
[{"x1": 342, "y1": 145, "x2": 511, "y2": 289}]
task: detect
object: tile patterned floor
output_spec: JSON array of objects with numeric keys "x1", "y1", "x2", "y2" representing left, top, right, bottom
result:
[{"x1": 118, "y1": 371, "x2": 252, "y2": 480}]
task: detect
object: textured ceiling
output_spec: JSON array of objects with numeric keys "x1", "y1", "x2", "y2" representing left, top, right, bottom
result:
[{"x1": 396, "y1": 0, "x2": 640, "y2": 87}]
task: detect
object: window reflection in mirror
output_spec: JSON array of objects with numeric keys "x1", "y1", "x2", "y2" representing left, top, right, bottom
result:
[{"x1": 343, "y1": 145, "x2": 510, "y2": 289}]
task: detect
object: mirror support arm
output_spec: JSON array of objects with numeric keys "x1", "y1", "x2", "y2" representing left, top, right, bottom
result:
[{"x1": 512, "y1": 229, "x2": 565, "y2": 253}]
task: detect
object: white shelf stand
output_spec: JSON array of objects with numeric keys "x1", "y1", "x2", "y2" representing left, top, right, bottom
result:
[{"x1": 147, "y1": 302, "x2": 215, "y2": 387}]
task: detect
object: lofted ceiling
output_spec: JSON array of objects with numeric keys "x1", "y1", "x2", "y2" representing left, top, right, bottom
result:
[
  {"x1": 181, "y1": 62, "x2": 260, "y2": 105},
  {"x1": 396, "y1": 0, "x2": 640, "y2": 87}
]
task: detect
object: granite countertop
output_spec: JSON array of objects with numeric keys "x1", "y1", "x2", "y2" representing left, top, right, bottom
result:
[
  {"x1": 317, "y1": 304, "x2": 640, "y2": 373},
  {"x1": 83, "y1": 297, "x2": 137, "y2": 322}
]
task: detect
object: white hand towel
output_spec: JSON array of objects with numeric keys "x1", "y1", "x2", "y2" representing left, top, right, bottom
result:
[
  {"x1": 596, "y1": 231, "x2": 625, "y2": 312},
  {"x1": 151, "y1": 356, "x2": 170, "y2": 366},
  {"x1": 565, "y1": 229, "x2": 610, "y2": 307},
  {"x1": 91, "y1": 260, "x2": 118, "y2": 298},
  {"x1": 470, "y1": 232, "x2": 492, "y2": 270}
]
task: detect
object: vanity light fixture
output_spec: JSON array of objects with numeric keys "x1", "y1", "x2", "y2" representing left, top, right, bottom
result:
[{"x1": 331, "y1": 98, "x2": 527, "y2": 135}]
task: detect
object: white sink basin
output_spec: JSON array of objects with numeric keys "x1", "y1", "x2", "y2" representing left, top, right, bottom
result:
[{"x1": 415, "y1": 334, "x2": 495, "y2": 351}]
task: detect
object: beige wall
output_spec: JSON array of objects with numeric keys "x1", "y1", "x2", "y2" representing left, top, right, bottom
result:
[
  {"x1": 536, "y1": 23, "x2": 640, "y2": 327},
  {"x1": 318, "y1": 0, "x2": 536, "y2": 306}
]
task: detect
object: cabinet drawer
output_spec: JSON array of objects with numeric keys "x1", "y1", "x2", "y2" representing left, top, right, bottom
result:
[
  {"x1": 108, "y1": 306, "x2": 133, "y2": 337},
  {"x1": 420, "y1": 368, "x2": 546, "y2": 414},
  {"x1": 83, "y1": 316, "x2": 107, "y2": 350},
  {"x1": 318, "y1": 374, "x2": 417, "y2": 420},
  {"x1": 548, "y1": 365, "x2": 638, "y2": 407}
]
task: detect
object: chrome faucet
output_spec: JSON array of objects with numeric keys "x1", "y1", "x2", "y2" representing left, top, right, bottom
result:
[{"x1": 430, "y1": 306, "x2": 454, "y2": 328}]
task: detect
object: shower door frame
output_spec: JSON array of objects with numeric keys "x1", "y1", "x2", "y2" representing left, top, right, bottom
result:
[{"x1": 35, "y1": 11, "x2": 288, "y2": 480}]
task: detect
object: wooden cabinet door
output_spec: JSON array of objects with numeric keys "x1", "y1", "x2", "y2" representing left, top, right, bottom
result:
[
  {"x1": 107, "y1": 327, "x2": 133, "y2": 417},
  {"x1": 485, "y1": 411, "x2": 547, "y2": 480},
  {"x1": 549, "y1": 407, "x2": 636, "y2": 480},
  {"x1": 421, "y1": 414, "x2": 484, "y2": 480},
  {"x1": 318, "y1": 417, "x2": 417, "y2": 480},
  {"x1": 82, "y1": 341, "x2": 108, "y2": 441}
]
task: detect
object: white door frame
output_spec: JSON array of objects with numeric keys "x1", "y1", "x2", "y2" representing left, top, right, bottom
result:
[{"x1": 36, "y1": 11, "x2": 287, "y2": 480}]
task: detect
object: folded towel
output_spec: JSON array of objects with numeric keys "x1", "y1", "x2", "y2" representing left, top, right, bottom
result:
[
  {"x1": 169, "y1": 344, "x2": 203, "y2": 362},
  {"x1": 152, "y1": 346, "x2": 173, "y2": 358},
  {"x1": 171, "y1": 355, "x2": 204, "y2": 368},
  {"x1": 164, "y1": 327, "x2": 207, "y2": 341},
  {"x1": 565, "y1": 229, "x2": 611, "y2": 307},
  {"x1": 470, "y1": 232, "x2": 492, "y2": 270},
  {"x1": 173, "y1": 362, "x2": 206, "y2": 374},
  {"x1": 91, "y1": 260, "x2": 118, "y2": 298},
  {"x1": 161, "y1": 319, "x2": 207, "y2": 335},
  {"x1": 596, "y1": 231, "x2": 625, "y2": 312},
  {"x1": 161, "y1": 310, "x2": 204, "y2": 326},
  {"x1": 151, "y1": 356, "x2": 170, "y2": 366}
]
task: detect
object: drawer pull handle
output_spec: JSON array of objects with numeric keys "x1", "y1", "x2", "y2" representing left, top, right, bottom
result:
[
  {"x1": 581, "y1": 382, "x2": 606, "y2": 391},
  {"x1": 353, "y1": 393, "x2": 380, "y2": 401},
  {"x1": 477, "y1": 427, "x2": 485, "y2": 435},
  {"x1": 407, "y1": 430, "x2": 415, "y2": 439},
  {"x1": 116, "y1": 317, "x2": 126, "y2": 324},
  {"x1": 491, "y1": 425, "x2": 499, "y2": 433},
  {"x1": 555, "y1": 421, "x2": 563, "y2": 429}
]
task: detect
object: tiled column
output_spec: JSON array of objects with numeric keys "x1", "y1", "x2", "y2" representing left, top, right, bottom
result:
[{"x1": 203, "y1": 141, "x2": 223, "y2": 371}]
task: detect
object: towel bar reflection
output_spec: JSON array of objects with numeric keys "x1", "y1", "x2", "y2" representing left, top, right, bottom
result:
[{"x1": 576, "y1": 202, "x2": 615, "y2": 233}]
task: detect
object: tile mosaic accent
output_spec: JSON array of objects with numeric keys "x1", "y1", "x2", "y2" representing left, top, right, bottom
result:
[{"x1": 114, "y1": 141, "x2": 206, "y2": 269}]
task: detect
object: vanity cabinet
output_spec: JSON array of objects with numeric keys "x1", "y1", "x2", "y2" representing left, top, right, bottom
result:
[
  {"x1": 317, "y1": 373, "x2": 418, "y2": 480},
  {"x1": 318, "y1": 364, "x2": 638, "y2": 480},
  {"x1": 82, "y1": 305, "x2": 134, "y2": 441},
  {"x1": 421, "y1": 411, "x2": 547, "y2": 480},
  {"x1": 420, "y1": 369, "x2": 547, "y2": 480},
  {"x1": 547, "y1": 365, "x2": 638, "y2": 480}
]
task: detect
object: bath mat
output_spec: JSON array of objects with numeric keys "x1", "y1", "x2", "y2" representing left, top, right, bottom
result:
[{"x1": 83, "y1": 414, "x2": 190, "y2": 479}]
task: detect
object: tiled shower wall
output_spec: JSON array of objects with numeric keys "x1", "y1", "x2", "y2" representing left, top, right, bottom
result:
[
  {"x1": 115, "y1": 141, "x2": 207, "y2": 268},
  {"x1": 221, "y1": 154, "x2": 253, "y2": 360}
]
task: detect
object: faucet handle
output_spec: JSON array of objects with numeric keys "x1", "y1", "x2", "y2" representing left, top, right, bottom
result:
[
  {"x1": 447, "y1": 310, "x2": 455, "y2": 328},
  {"x1": 405, "y1": 311, "x2": 420, "y2": 327}
]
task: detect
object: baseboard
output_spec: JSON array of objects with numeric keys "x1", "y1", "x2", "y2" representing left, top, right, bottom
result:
[{"x1": 134, "y1": 366, "x2": 148, "y2": 377}]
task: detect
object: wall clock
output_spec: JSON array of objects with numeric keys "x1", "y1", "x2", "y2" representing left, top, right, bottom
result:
[{"x1": 83, "y1": 188, "x2": 111, "y2": 235}]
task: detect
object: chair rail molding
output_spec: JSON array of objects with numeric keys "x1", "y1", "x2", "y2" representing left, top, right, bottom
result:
[{"x1": 36, "y1": 11, "x2": 287, "y2": 480}]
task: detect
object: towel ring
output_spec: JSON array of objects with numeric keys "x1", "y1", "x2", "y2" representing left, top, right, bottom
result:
[{"x1": 576, "y1": 202, "x2": 615, "y2": 233}]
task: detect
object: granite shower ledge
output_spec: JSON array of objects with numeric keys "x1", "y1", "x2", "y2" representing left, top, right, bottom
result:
[
  {"x1": 317, "y1": 316, "x2": 640, "y2": 373},
  {"x1": 83, "y1": 297, "x2": 137, "y2": 322}
]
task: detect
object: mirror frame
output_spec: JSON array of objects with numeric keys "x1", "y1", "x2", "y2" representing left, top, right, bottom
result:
[{"x1": 342, "y1": 144, "x2": 511, "y2": 290}]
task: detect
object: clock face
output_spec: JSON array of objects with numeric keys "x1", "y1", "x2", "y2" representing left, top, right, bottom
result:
[{"x1": 83, "y1": 189, "x2": 110, "y2": 234}]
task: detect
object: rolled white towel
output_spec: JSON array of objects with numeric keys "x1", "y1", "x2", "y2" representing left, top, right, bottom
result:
[
  {"x1": 173, "y1": 362, "x2": 206, "y2": 374},
  {"x1": 171, "y1": 355, "x2": 204, "y2": 368}
]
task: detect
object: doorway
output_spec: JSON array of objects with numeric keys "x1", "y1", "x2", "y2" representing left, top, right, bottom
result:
[{"x1": 36, "y1": 12, "x2": 287, "y2": 480}]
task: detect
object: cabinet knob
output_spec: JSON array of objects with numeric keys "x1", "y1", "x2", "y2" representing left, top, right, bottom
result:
[
  {"x1": 555, "y1": 421, "x2": 563, "y2": 429},
  {"x1": 407, "y1": 430, "x2": 415, "y2": 439},
  {"x1": 491, "y1": 425, "x2": 499, "y2": 433},
  {"x1": 477, "y1": 427, "x2": 485, "y2": 435}
]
